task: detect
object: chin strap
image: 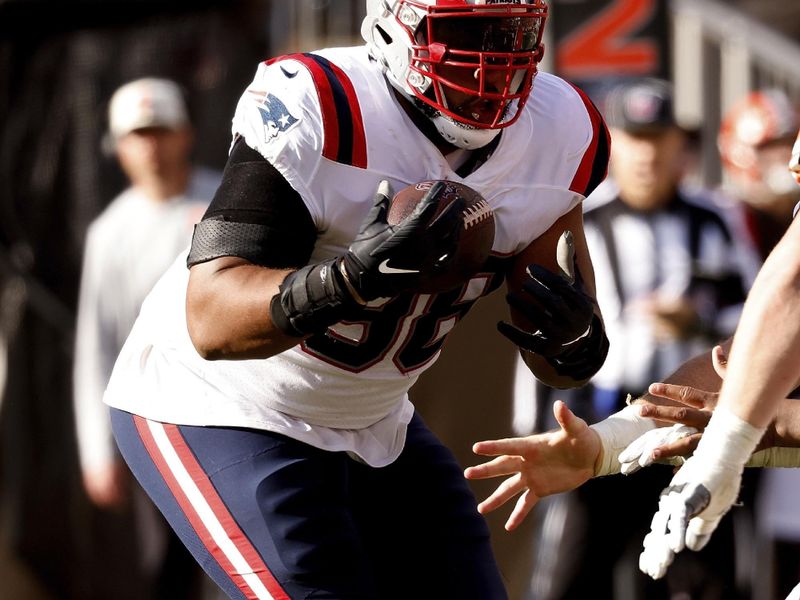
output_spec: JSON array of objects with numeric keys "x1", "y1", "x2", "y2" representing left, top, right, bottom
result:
[{"x1": 431, "y1": 113, "x2": 502, "y2": 150}]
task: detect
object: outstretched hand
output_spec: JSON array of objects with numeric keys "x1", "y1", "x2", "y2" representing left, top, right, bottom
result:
[{"x1": 464, "y1": 400, "x2": 600, "y2": 531}]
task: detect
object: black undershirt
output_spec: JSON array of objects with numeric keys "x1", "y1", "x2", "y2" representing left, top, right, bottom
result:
[{"x1": 187, "y1": 137, "x2": 316, "y2": 269}]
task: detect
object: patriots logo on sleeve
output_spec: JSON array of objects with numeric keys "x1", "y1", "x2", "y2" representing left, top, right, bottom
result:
[{"x1": 249, "y1": 90, "x2": 300, "y2": 141}]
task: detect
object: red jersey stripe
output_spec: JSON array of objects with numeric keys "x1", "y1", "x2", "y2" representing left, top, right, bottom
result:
[
  {"x1": 569, "y1": 84, "x2": 610, "y2": 197},
  {"x1": 288, "y1": 54, "x2": 342, "y2": 164},
  {"x1": 267, "y1": 53, "x2": 367, "y2": 168}
]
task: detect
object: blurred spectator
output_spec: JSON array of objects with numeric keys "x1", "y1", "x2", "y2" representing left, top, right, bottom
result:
[
  {"x1": 518, "y1": 78, "x2": 758, "y2": 600},
  {"x1": 719, "y1": 89, "x2": 800, "y2": 261},
  {"x1": 719, "y1": 90, "x2": 800, "y2": 600},
  {"x1": 73, "y1": 77, "x2": 218, "y2": 598}
]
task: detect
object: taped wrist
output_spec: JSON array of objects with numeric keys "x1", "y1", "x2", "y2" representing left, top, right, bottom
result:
[
  {"x1": 693, "y1": 405, "x2": 765, "y2": 470},
  {"x1": 546, "y1": 314, "x2": 609, "y2": 380},
  {"x1": 269, "y1": 258, "x2": 359, "y2": 337},
  {"x1": 590, "y1": 404, "x2": 657, "y2": 477}
]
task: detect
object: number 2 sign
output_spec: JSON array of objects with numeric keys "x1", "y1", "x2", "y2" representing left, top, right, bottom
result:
[{"x1": 553, "y1": 0, "x2": 668, "y2": 80}]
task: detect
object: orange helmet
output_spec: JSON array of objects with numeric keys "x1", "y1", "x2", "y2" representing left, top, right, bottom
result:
[{"x1": 718, "y1": 89, "x2": 799, "y2": 181}]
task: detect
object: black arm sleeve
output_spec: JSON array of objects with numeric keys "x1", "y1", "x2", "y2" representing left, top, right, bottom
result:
[{"x1": 187, "y1": 137, "x2": 317, "y2": 269}]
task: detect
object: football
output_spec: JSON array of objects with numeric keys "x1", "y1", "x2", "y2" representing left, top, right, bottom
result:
[{"x1": 387, "y1": 180, "x2": 495, "y2": 293}]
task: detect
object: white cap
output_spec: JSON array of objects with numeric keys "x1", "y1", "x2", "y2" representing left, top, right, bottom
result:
[{"x1": 108, "y1": 78, "x2": 189, "y2": 139}]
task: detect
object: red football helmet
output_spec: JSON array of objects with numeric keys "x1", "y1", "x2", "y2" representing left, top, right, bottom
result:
[{"x1": 362, "y1": 0, "x2": 547, "y2": 149}]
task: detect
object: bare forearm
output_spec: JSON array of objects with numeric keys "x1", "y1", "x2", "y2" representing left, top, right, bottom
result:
[
  {"x1": 721, "y1": 313, "x2": 800, "y2": 430},
  {"x1": 187, "y1": 257, "x2": 301, "y2": 360},
  {"x1": 717, "y1": 220, "x2": 800, "y2": 428},
  {"x1": 636, "y1": 339, "x2": 731, "y2": 406}
]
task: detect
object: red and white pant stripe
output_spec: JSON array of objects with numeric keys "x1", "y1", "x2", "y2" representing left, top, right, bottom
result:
[{"x1": 134, "y1": 417, "x2": 289, "y2": 600}]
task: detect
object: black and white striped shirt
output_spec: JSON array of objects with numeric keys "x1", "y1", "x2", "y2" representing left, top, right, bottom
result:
[{"x1": 585, "y1": 181, "x2": 760, "y2": 394}]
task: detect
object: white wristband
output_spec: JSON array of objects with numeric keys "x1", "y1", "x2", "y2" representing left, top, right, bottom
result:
[
  {"x1": 590, "y1": 403, "x2": 657, "y2": 477},
  {"x1": 746, "y1": 447, "x2": 800, "y2": 468}
]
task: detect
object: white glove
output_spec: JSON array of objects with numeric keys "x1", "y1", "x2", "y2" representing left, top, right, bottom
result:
[
  {"x1": 638, "y1": 406, "x2": 765, "y2": 580},
  {"x1": 640, "y1": 494, "x2": 681, "y2": 580},
  {"x1": 638, "y1": 457, "x2": 730, "y2": 579},
  {"x1": 618, "y1": 424, "x2": 698, "y2": 475}
]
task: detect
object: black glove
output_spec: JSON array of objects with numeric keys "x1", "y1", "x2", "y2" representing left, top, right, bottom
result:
[
  {"x1": 498, "y1": 230, "x2": 608, "y2": 380},
  {"x1": 340, "y1": 180, "x2": 463, "y2": 301},
  {"x1": 270, "y1": 180, "x2": 464, "y2": 337}
]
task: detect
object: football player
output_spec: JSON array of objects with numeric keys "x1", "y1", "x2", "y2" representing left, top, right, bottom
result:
[
  {"x1": 465, "y1": 127, "x2": 800, "y2": 582},
  {"x1": 103, "y1": 1, "x2": 611, "y2": 598}
]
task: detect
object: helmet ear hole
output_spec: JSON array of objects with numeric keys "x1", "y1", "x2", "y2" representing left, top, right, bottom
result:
[{"x1": 375, "y1": 23, "x2": 393, "y2": 45}]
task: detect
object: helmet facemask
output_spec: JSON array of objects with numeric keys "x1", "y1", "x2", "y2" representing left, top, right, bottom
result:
[{"x1": 363, "y1": 0, "x2": 547, "y2": 149}]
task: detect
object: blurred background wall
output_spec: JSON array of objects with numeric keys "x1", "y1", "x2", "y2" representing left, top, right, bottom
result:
[
  {"x1": 0, "y1": 1, "x2": 798, "y2": 598},
  {"x1": 0, "y1": 2, "x2": 272, "y2": 597}
]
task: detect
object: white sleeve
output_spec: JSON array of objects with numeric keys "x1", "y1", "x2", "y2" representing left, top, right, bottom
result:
[
  {"x1": 231, "y1": 60, "x2": 326, "y2": 225},
  {"x1": 73, "y1": 225, "x2": 120, "y2": 472}
]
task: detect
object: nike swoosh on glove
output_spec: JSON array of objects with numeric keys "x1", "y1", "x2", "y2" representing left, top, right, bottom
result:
[{"x1": 341, "y1": 180, "x2": 464, "y2": 300}]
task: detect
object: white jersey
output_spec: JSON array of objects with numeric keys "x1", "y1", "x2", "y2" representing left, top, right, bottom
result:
[
  {"x1": 74, "y1": 169, "x2": 218, "y2": 472},
  {"x1": 105, "y1": 46, "x2": 607, "y2": 467}
]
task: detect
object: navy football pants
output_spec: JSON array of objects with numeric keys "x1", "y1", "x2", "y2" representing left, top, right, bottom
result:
[{"x1": 110, "y1": 408, "x2": 507, "y2": 599}]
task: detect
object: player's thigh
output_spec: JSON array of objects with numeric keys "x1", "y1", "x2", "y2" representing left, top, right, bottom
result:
[
  {"x1": 111, "y1": 408, "x2": 376, "y2": 600},
  {"x1": 353, "y1": 412, "x2": 507, "y2": 600}
]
